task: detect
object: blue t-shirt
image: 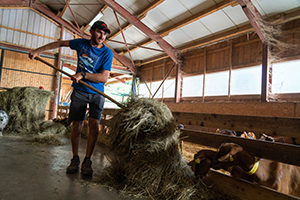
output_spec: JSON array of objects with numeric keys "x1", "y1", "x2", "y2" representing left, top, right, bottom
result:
[{"x1": 69, "y1": 38, "x2": 113, "y2": 94}]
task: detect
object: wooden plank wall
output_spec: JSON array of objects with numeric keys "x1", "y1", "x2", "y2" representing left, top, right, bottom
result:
[
  {"x1": 139, "y1": 19, "x2": 300, "y2": 103},
  {"x1": 0, "y1": 49, "x2": 57, "y2": 120},
  {"x1": 174, "y1": 111, "x2": 300, "y2": 138},
  {"x1": 166, "y1": 102, "x2": 299, "y2": 118}
]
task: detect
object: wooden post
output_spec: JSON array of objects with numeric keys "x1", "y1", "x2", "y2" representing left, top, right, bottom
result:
[
  {"x1": 228, "y1": 43, "x2": 233, "y2": 101},
  {"x1": 202, "y1": 50, "x2": 207, "y2": 102},
  {"x1": 261, "y1": 43, "x2": 270, "y2": 102},
  {"x1": 52, "y1": 25, "x2": 64, "y2": 119},
  {"x1": 175, "y1": 63, "x2": 183, "y2": 103}
]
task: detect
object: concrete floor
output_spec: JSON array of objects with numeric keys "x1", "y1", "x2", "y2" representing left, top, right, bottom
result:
[{"x1": 0, "y1": 134, "x2": 140, "y2": 200}]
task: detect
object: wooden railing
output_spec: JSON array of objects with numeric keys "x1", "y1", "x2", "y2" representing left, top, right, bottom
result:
[{"x1": 57, "y1": 107, "x2": 300, "y2": 200}]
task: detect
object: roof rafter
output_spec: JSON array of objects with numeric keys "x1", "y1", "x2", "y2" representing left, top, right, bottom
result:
[
  {"x1": 107, "y1": 0, "x2": 165, "y2": 40},
  {"x1": 0, "y1": 0, "x2": 136, "y2": 75},
  {"x1": 236, "y1": 0, "x2": 266, "y2": 43},
  {"x1": 141, "y1": 24, "x2": 254, "y2": 65},
  {"x1": 101, "y1": 0, "x2": 183, "y2": 65},
  {"x1": 121, "y1": 0, "x2": 237, "y2": 55},
  {"x1": 0, "y1": 0, "x2": 88, "y2": 37},
  {"x1": 139, "y1": 8, "x2": 300, "y2": 66},
  {"x1": 57, "y1": 0, "x2": 70, "y2": 17}
]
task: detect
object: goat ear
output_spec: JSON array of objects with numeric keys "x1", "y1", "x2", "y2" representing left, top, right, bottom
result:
[
  {"x1": 188, "y1": 160, "x2": 197, "y2": 166},
  {"x1": 218, "y1": 153, "x2": 232, "y2": 162}
]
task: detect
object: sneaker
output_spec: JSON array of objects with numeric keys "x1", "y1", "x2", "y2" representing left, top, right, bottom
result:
[
  {"x1": 81, "y1": 157, "x2": 93, "y2": 176},
  {"x1": 66, "y1": 156, "x2": 80, "y2": 174}
]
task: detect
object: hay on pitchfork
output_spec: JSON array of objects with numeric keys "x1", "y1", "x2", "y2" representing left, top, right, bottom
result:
[
  {"x1": 0, "y1": 87, "x2": 68, "y2": 136},
  {"x1": 99, "y1": 97, "x2": 228, "y2": 200}
]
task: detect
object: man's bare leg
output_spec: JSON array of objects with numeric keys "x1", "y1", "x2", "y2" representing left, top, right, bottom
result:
[
  {"x1": 81, "y1": 118, "x2": 99, "y2": 176},
  {"x1": 67, "y1": 120, "x2": 84, "y2": 173},
  {"x1": 85, "y1": 118, "x2": 99, "y2": 157}
]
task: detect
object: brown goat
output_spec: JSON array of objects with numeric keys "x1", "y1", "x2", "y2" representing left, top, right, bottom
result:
[
  {"x1": 216, "y1": 129, "x2": 256, "y2": 139},
  {"x1": 213, "y1": 143, "x2": 300, "y2": 197},
  {"x1": 188, "y1": 149, "x2": 218, "y2": 177},
  {"x1": 260, "y1": 133, "x2": 300, "y2": 145}
]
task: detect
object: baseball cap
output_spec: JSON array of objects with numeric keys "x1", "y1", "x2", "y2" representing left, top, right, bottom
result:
[{"x1": 91, "y1": 21, "x2": 111, "y2": 34}]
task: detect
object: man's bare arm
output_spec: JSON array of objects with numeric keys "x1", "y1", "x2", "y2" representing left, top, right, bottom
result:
[
  {"x1": 29, "y1": 40, "x2": 70, "y2": 60},
  {"x1": 71, "y1": 70, "x2": 110, "y2": 84}
]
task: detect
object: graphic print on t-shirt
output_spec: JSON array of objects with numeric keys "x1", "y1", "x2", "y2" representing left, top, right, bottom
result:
[{"x1": 78, "y1": 48, "x2": 100, "y2": 73}]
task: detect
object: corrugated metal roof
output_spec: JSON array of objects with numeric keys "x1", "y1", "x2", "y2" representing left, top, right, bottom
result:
[{"x1": 3, "y1": 0, "x2": 300, "y2": 69}]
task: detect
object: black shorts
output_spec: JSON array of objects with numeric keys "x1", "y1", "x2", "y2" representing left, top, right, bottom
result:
[{"x1": 69, "y1": 89, "x2": 105, "y2": 121}]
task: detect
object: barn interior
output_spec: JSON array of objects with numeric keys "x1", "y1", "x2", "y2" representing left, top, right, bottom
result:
[{"x1": 0, "y1": 0, "x2": 300, "y2": 199}]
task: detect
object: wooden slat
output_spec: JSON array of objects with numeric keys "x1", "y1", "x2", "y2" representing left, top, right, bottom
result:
[
  {"x1": 100, "y1": 119, "x2": 111, "y2": 127},
  {"x1": 206, "y1": 170, "x2": 300, "y2": 200},
  {"x1": 102, "y1": 108, "x2": 119, "y2": 116},
  {"x1": 173, "y1": 112, "x2": 300, "y2": 138},
  {"x1": 180, "y1": 129, "x2": 300, "y2": 167},
  {"x1": 166, "y1": 102, "x2": 297, "y2": 118}
]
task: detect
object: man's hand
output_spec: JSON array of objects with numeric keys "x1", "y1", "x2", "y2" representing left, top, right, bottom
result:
[
  {"x1": 71, "y1": 72, "x2": 85, "y2": 83},
  {"x1": 28, "y1": 50, "x2": 40, "y2": 60}
]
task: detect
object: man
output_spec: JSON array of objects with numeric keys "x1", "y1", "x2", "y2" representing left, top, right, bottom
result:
[{"x1": 29, "y1": 21, "x2": 113, "y2": 176}]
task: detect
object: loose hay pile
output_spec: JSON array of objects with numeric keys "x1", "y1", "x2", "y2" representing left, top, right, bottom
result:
[
  {"x1": 29, "y1": 134, "x2": 65, "y2": 145},
  {"x1": 0, "y1": 87, "x2": 68, "y2": 138},
  {"x1": 99, "y1": 98, "x2": 228, "y2": 200}
]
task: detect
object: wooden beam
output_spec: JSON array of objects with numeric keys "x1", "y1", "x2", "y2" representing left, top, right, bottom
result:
[
  {"x1": 236, "y1": 0, "x2": 266, "y2": 43},
  {"x1": 139, "y1": 10, "x2": 300, "y2": 66},
  {"x1": 166, "y1": 101, "x2": 299, "y2": 118},
  {"x1": 102, "y1": 108, "x2": 119, "y2": 116},
  {"x1": 175, "y1": 63, "x2": 183, "y2": 103},
  {"x1": 63, "y1": 63, "x2": 76, "y2": 71},
  {"x1": 0, "y1": 25, "x2": 57, "y2": 40},
  {"x1": 261, "y1": 43, "x2": 269, "y2": 102},
  {"x1": 228, "y1": 43, "x2": 233, "y2": 101},
  {"x1": 202, "y1": 50, "x2": 206, "y2": 102},
  {"x1": 173, "y1": 112, "x2": 300, "y2": 138},
  {"x1": 141, "y1": 24, "x2": 254, "y2": 65},
  {"x1": 101, "y1": 0, "x2": 182, "y2": 65},
  {"x1": 123, "y1": 0, "x2": 237, "y2": 54},
  {"x1": 181, "y1": 24, "x2": 254, "y2": 52},
  {"x1": 180, "y1": 129, "x2": 300, "y2": 166},
  {"x1": 207, "y1": 170, "x2": 299, "y2": 200},
  {"x1": 106, "y1": 77, "x2": 132, "y2": 85},
  {"x1": 100, "y1": 119, "x2": 111, "y2": 127},
  {"x1": 57, "y1": 0, "x2": 71, "y2": 17},
  {"x1": 269, "y1": 10, "x2": 300, "y2": 25},
  {"x1": 0, "y1": 42, "x2": 77, "y2": 62},
  {"x1": 110, "y1": 48, "x2": 136, "y2": 75},
  {"x1": 107, "y1": 0, "x2": 164, "y2": 40},
  {"x1": 52, "y1": 25, "x2": 64, "y2": 119}
]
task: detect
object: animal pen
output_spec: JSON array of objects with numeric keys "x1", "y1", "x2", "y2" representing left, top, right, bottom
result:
[
  {"x1": 1, "y1": 0, "x2": 300, "y2": 199},
  {"x1": 54, "y1": 102, "x2": 300, "y2": 200}
]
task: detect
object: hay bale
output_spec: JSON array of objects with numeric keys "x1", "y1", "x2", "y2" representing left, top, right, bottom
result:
[
  {"x1": 100, "y1": 97, "x2": 228, "y2": 200},
  {"x1": 0, "y1": 87, "x2": 67, "y2": 136}
]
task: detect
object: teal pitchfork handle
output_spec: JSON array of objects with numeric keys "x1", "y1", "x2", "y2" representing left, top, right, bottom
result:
[{"x1": 35, "y1": 57, "x2": 124, "y2": 108}]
